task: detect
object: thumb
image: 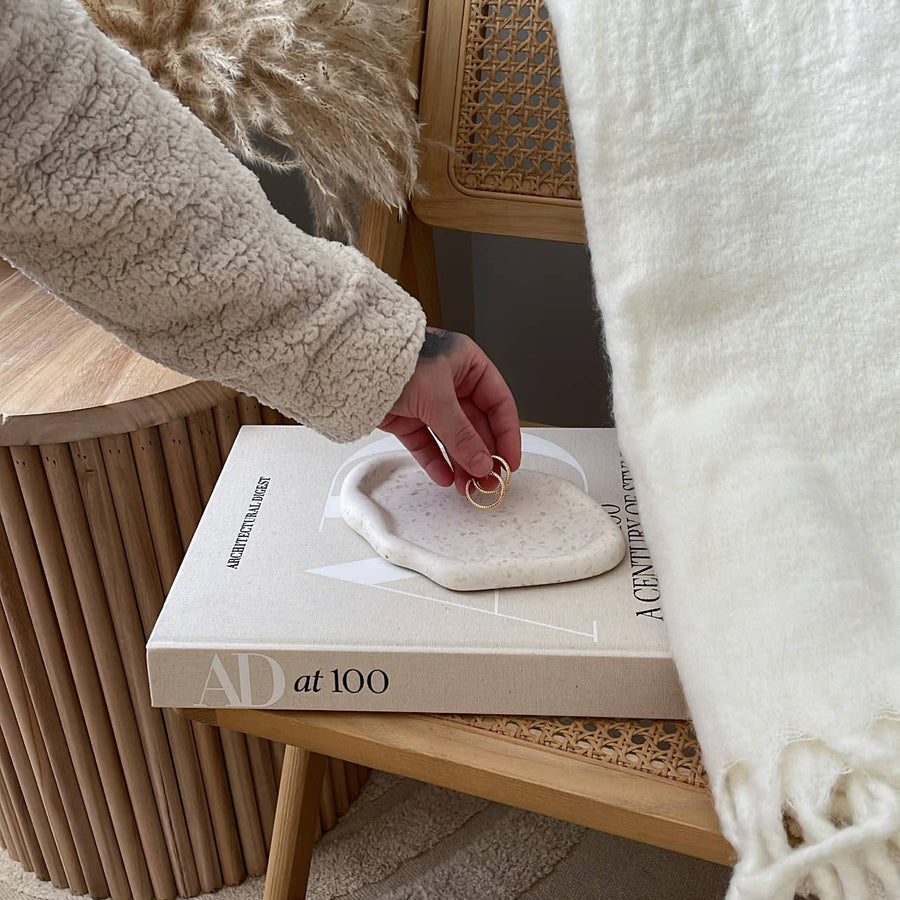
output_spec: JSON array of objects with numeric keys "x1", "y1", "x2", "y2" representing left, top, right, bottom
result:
[{"x1": 429, "y1": 399, "x2": 492, "y2": 479}]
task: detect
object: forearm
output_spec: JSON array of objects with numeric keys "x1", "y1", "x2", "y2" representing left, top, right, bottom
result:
[{"x1": 0, "y1": 0, "x2": 426, "y2": 442}]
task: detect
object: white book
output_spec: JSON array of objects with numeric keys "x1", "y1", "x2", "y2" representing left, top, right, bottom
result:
[{"x1": 146, "y1": 426, "x2": 687, "y2": 717}]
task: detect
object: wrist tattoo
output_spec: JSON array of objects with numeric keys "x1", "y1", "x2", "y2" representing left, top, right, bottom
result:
[{"x1": 419, "y1": 329, "x2": 457, "y2": 358}]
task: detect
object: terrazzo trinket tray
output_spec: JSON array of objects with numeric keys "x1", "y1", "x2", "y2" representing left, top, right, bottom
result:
[{"x1": 340, "y1": 455, "x2": 626, "y2": 591}]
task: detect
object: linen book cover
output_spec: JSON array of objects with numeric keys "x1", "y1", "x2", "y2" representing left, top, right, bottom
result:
[{"x1": 146, "y1": 426, "x2": 687, "y2": 717}]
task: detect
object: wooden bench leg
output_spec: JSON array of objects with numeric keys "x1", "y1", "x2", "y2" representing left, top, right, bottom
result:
[
  {"x1": 262, "y1": 746, "x2": 327, "y2": 900},
  {"x1": 399, "y1": 211, "x2": 442, "y2": 328}
]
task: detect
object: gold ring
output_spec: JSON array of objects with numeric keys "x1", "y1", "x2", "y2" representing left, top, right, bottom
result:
[
  {"x1": 472, "y1": 469, "x2": 504, "y2": 495},
  {"x1": 465, "y1": 477, "x2": 506, "y2": 510},
  {"x1": 495, "y1": 455, "x2": 512, "y2": 486},
  {"x1": 472, "y1": 455, "x2": 512, "y2": 495},
  {"x1": 465, "y1": 455, "x2": 513, "y2": 510}
]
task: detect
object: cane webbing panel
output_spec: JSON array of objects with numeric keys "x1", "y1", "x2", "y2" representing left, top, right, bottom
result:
[
  {"x1": 439, "y1": 715, "x2": 709, "y2": 789},
  {"x1": 453, "y1": 1, "x2": 579, "y2": 200}
]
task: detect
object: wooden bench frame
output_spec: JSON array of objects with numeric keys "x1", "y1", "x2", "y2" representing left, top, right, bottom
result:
[{"x1": 181, "y1": 707, "x2": 732, "y2": 900}]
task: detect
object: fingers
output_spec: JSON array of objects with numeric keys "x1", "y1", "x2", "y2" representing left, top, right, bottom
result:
[
  {"x1": 450, "y1": 399, "x2": 496, "y2": 494},
  {"x1": 470, "y1": 359, "x2": 522, "y2": 473},
  {"x1": 411, "y1": 363, "x2": 494, "y2": 481},
  {"x1": 380, "y1": 411, "x2": 498, "y2": 494},
  {"x1": 379, "y1": 329, "x2": 519, "y2": 490},
  {"x1": 429, "y1": 394, "x2": 494, "y2": 481},
  {"x1": 381, "y1": 417, "x2": 454, "y2": 487}
]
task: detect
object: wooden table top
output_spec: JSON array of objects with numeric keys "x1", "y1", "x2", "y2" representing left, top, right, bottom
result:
[{"x1": 0, "y1": 260, "x2": 235, "y2": 445}]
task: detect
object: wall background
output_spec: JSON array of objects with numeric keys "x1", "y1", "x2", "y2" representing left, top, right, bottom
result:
[{"x1": 255, "y1": 168, "x2": 613, "y2": 427}]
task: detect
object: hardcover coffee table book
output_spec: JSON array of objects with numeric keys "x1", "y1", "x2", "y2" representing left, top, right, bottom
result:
[{"x1": 147, "y1": 427, "x2": 687, "y2": 717}]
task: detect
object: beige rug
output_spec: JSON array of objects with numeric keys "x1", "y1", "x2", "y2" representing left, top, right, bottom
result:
[{"x1": 0, "y1": 770, "x2": 733, "y2": 899}]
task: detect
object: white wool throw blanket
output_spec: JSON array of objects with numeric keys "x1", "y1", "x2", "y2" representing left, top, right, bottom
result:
[{"x1": 544, "y1": 2, "x2": 900, "y2": 898}]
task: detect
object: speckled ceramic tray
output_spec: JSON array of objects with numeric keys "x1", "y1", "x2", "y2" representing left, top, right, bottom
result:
[{"x1": 340, "y1": 453, "x2": 626, "y2": 591}]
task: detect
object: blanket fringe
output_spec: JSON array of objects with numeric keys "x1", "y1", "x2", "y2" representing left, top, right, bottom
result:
[{"x1": 718, "y1": 714, "x2": 900, "y2": 900}]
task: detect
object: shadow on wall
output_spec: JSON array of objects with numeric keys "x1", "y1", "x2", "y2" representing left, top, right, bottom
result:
[
  {"x1": 255, "y1": 166, "x2": 613, "y2": 428},
  {"x1": 433, "y1": 228, "x2": 612, "y2": 428}
]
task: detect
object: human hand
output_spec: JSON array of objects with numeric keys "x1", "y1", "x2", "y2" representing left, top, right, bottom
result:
[{"x1": 378, "y1": 328, "x2": 522, "y2": 494}]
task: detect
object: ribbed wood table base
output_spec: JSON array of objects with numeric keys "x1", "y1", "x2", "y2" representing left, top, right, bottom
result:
[{"x1": 0, "y1": 396, "x2": 368, "y2": 900}]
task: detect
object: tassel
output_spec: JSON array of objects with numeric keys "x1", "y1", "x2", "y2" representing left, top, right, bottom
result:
[{"x1": 719, "y1": 717, "x2": 900, "y2": 899}]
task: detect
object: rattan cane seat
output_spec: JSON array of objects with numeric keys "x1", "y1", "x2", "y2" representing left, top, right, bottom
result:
[
  {"x1": 439, "y1": 715, "x2": 708, "y2": 789},
  {"x1": 415, "y1": 0, "x2": 585, "y2": 241},
  {"x1": 453, "y1": 1, "x2": 579, "y2": 201}
]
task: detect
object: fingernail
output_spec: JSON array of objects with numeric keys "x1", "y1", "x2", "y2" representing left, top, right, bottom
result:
[{"x1": 473, "y1": 452, "x2": 491, "y2": 475}]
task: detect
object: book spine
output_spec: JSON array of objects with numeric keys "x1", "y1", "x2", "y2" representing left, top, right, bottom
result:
[{"x1": 147, "y1": 646, "x2": 688, "y2": 719}]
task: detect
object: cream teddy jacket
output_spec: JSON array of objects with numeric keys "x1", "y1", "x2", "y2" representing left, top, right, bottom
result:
[{"x1": 0, "y1": 0, "x2": 427, "y2": 442}]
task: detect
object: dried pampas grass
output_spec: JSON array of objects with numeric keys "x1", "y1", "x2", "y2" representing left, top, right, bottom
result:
[{"x1": 81, "y1": 0, "x2": 422, "y2": 241}]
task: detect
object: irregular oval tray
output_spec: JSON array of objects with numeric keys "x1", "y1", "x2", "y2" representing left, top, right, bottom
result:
[{"x1": 340, "y1": 453, "x2": 626, "y2": 591}]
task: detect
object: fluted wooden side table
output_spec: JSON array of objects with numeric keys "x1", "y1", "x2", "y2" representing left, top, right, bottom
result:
[{"x1": 0, "y1": 260, "x2": 369, "y2": 900}]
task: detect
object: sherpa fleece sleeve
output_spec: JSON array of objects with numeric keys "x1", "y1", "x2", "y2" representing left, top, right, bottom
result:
[{"x1": 0, "y1": 0, "x2": 426, "y2": 443}]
